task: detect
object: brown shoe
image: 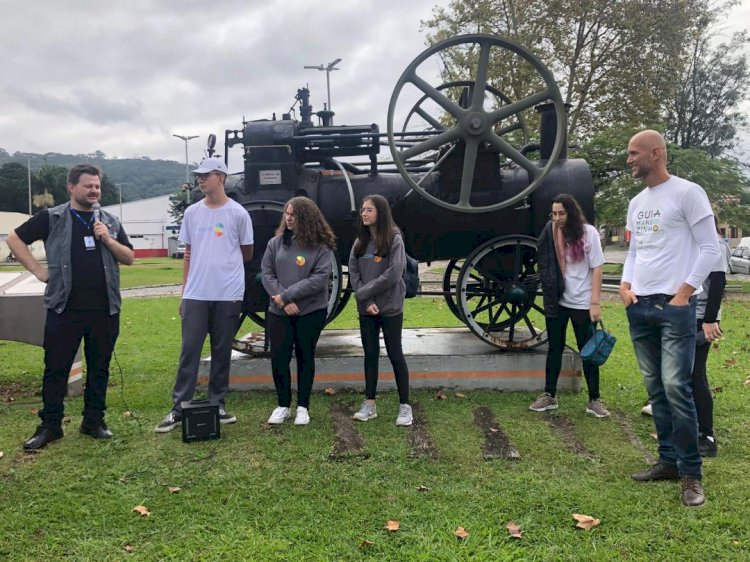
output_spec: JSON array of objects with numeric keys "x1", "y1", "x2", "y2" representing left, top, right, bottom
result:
[
  {"x1": 631, "y1": 462, "x2": 679, "y2": 482},
  {"x1": 681, "y1": 477, "x2": 706, "y2": 508}
]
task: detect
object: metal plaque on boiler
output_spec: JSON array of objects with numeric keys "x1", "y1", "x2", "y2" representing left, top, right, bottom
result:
[{"x1": 259, "y1": 170, "x2": 282, "y2": 185}]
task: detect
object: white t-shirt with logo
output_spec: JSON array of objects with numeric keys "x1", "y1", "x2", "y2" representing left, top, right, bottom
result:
[
  {"x1": 625, "y1": 176, "x2": 713, "y2": 296},
  {"x1": 179, "y1": 198, "x2": 254, "y2": 301},
  {"x1": 559, "y1": 223, "x2": 605, "y2": 310}
]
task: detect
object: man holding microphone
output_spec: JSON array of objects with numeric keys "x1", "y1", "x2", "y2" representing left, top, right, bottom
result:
[{"x1": 7, "y1": 164, "x2": 134, "y2": 450}]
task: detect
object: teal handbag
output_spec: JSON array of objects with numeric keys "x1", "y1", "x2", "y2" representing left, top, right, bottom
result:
[{"x1": 580, "y1": 320, "x2": 617, "y2": 366}]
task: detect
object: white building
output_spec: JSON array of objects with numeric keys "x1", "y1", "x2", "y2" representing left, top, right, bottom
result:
[
  {"x1": 103, "y1": 195, "x2": 179, "y2": 257},
  {"x1": 0, "y1": 211, "x2": 45, "y2": 261}
]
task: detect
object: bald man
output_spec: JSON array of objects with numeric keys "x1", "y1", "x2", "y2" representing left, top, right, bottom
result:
[{"x1": 620, "y1": 130, "x2": 719, "y2": 508}]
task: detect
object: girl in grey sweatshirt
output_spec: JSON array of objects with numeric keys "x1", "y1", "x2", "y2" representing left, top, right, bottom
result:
[
  {"x1": 261, "y1": 197, "x2": 336, "y2": 427},
  {"x1": 348, "y1": 195, "x2": 412, "y2": 427}
]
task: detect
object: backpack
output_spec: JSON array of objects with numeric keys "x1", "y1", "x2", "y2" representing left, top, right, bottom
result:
[{"x1": 403, "y1": 253, "x2": 419, "y2": 298}]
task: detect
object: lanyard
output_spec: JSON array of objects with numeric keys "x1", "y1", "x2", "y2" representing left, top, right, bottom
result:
[{"x1": 70, "y1": 209, "x2": 95, "y2": 231}]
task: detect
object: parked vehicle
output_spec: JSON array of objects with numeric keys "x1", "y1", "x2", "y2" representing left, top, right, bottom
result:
[
  {"x1": 730, "y1": 247, "x2": 750, "y2": 274},
  {"x1": 173, "y1": 241, "x2": 186, "y2": 259},
  {"x1": 736, "y1": 237, "x2": 750, "y2": 249}
]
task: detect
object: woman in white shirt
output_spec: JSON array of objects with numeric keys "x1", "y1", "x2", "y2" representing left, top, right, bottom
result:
[{"x1": 531, "y1": 194, "x2": 610, "y2": 417}]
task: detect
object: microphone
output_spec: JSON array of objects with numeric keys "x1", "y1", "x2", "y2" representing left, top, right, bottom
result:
[{"x1": 92, "y1": 202, "x2": 101, "y2": 223}]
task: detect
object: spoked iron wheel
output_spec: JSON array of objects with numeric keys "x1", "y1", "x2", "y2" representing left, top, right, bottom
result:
[
  {"x1": 456, "y1": 235, "x2": 547, "y2": 350},
  {"x1": 442, "y1": 259, "x2": 465, "y2": 322}
]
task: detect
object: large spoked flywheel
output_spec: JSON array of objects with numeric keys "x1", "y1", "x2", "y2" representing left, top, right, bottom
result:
[
  {"x1": 387, "y1": 34, "x2": 565, "y2": 213},
  {"x1": 456, "y1": 236, "x2": 547, "y2": 350}
]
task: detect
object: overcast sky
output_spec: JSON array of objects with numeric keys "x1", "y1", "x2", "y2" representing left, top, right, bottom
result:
[{"x1": 1, "y1": 0, "x2": 748, "y2": 172}]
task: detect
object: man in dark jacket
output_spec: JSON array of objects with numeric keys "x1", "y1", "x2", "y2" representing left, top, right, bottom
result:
[{"x1": 7, "y1": 164, "x2": 134, "y2": 450}]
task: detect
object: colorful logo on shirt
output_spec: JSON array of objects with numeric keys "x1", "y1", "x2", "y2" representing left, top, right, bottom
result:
[
  {"x1": 373, "y1": 256, "x2": 382, "y2": 263},
  {"x1": 296, "y1": 255, "x2": 305, "y2": 266},
  {"x1": 214, "y1": 223, "x2": 224, "y2": 237}
]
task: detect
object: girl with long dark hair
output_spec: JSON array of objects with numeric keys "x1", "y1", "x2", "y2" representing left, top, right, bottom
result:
[
  {"x1": 261, "y1": 197, "x2": 336, "y2": 426},
  {"x1": 532, "y1": 193, "x2": 609, "y2": 417},
  {"x1": 348, "y1": 194, "x2": 412, "y2": 426}
]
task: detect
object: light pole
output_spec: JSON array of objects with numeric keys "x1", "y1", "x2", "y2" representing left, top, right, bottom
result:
[
  {"x1": 173, "y1": 133, "x2": 199, "y2": 203},
  {"x1": 27, "y1": 155, "x2": 32, "y2": 215},
  {"x1": 304, "y1": 58, "x2": 342, "y2": 114}
]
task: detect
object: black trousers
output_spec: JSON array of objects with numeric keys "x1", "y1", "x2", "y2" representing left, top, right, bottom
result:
[
  {"x1": 692, "y1": 319, "x2": 714, "y2": 436},
  {"x1": 267, "y1": 309, "x2": 327, "y2": 408},
  {"x1": 40, "y1": 309, "x2": 120, "y2": 426},
  {"x1": 544, "y1": 305, "x2": 600, "y2": 400},
  {"x1": 359, "y1": 313, "x2": 410, "y2": 404}
]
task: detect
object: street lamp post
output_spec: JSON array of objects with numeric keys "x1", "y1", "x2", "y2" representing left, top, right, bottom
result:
[
  {"x1": 27, "y1": 155, "x2": 32, "y2": 215},
  {"x1": 173, "y1": 133, "x2": 199, "y2": 203},
  {"x1": 304, "y1": 58, "x2": 342, "y2": 116}
]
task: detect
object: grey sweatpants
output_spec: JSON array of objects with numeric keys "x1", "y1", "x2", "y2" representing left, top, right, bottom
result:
[{"x1": 171, "y1": 299, "x2": 241, "y2": 412}]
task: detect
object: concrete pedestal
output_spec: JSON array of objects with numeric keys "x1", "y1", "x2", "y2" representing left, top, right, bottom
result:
[
  {"x1": 198, "y1": 327, "x2": 582, "y2": 393},
  {"x1": 0, "y1": 271, "x2": 83, "y2": 396}
]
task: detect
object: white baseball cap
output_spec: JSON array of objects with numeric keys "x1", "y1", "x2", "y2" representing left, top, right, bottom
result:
[{"x1": 192, "y1": 157, "x2": 228, "y2": 175}]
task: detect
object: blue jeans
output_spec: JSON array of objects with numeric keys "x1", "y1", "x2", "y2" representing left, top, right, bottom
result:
[{"x1": 626, "y1": 295, "x2": 701, "y2": 479}]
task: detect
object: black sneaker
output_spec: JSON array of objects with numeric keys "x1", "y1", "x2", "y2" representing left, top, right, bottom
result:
[
  {"x1": 218, "y1": 407, "x2": 236, "y2": 424},
  {"x1": 154, "y1": 411, "x2": 182, "y2": 433},
  {"x1": 699, "y1": 434, "x2": 717, "y2": 458},
  {"x1": 631, "y1": 462, "x2": 680, "y2": 481},
  {"x1": 23, "y1": 424, "x2": 64, "y2": 450}
]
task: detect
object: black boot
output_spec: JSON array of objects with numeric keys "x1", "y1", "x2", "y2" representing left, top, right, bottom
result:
[
  {"x1": 699, "y1": 434, "x2": 717, "y2": 457},
  {"x1": 79, "y1": 420, "x2": 113, "y2": 439},
  {"x1": 23, "y1": 425, "x2": 64, "y2": 450}
]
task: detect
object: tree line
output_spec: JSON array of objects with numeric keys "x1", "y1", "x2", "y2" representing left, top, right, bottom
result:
[
  {"x1": 422, "y1": 0, "x2": 750, "y2": 231},
  {"x1": 0, "y1": 150, "x2": 186, "y2": 214}
]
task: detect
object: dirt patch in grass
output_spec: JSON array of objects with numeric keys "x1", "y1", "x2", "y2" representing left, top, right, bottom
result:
[
  {"x1": 473, "y1": 406, "x2": 521, "y2": 460},
  {"x1": 0, "y1": 382, "x2": 37, "y2": 402},
  {"x1": 329, "y1": 401, "x2": 368, "y2": 460},
  {"x1": 612, "y1": 409, "x2": 657, "y2": 465},
  {"x1": 407, "y1": 402, "x2": 439, "y2": 459},
  {"x1": 545, "y1": 413, "x2": 598, "y2": 462}
]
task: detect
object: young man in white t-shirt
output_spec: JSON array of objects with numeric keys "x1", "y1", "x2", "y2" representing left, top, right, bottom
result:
[
  {"x1": 155, "y1": 157, "x2": 254, "y2": 433},
  {"x1": 620, "y1": 130, "x2": 719, "y2": 508}
]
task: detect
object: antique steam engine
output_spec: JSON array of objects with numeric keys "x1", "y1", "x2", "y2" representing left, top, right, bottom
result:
[{"x1": 199, "y1": 35, "x2": 596, "y2": 351}]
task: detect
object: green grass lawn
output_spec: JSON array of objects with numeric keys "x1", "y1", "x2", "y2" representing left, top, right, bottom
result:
[{"x1": 1, "y1": 294, "x2": 750, "y2": 560}]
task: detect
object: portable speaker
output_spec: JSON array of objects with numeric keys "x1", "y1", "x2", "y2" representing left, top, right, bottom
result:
[{"x1": 181, "y1": 399, "x2": 220, "y2": 443}]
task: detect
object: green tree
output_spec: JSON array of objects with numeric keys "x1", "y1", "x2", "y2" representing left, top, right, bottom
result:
[
  {"x1": 168, "y1": 187, "x2": 189, "y2": 227},
  {"x1": 575, "y1": 129, "x2": 750, "y2": 231},
  {"x1": 0, "y1": 162, "x2": 30, "y2": 213},
  {"x1": 422, "y1": 0, "x2": 716, "y2": 139},
  {"x1": 665, "y1": 30, "x2": 749, "y2": 157},
  {"x1": 33, "y1": 163, "x2": 68, "y2": 206}
]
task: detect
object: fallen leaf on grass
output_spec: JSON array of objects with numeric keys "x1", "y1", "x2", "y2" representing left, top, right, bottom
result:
[
  {"x1": 132, "y1": 505, "x2": 151, "y2": 517},
  {"x1": 724, "y1": 358, "x2": 737, "y2": 366},
  {"x1": 573, "y1": 513, "x2": 600, "y2": 531},
  {"x1": 324, "y1": 387, "x2": 336, "y2": 395},
  {"x1": 385, "y1": 520, "x2": 400, "y2": 532},
  {"x1": 168, "y1": 486, "x2": 181, "y2": 494},
  {"x1": 711, "y1": 386, "x2": 723, "y2": 393},
  {"x1": 0, "y1": 451, "x2": 4, "y2": 460},
  {"x1": 416, "y1": 485, "x2": 430, "y2": 492},
  {"x1": 435, "y1": 390, "x2": 447, "y2": 400},
  {"x1": 122, "y1": 411, "x2": 132, "y2": 417},
  {"x1": 123, "y1": 544, "x2": 135, "y2": 553},
  {"x1": 650, "y1": 432, "x2": 658, "y2": 440},
  {"x1": 63, "y1": 417, "x2": 71, "y2": 424},
  {"x1": 359, "y1": 539, "x2": 374, "y2": 549},
  {"x1": 506, "y1": 521, "x2": 523, "y2": 538},
  {"x1": 455, "y1": 392, "x2": 466, "y2": 398},
  {"x1": 31, "y1": 408, "x2": 38, "y2": 415},
  {"x1": 489, "y1": 427, "x2": 499, "y2": 433},
  {"x1": 454, "y1": 526, "x2": 469, "y2": 540},
  {"x1": 744, "y1": 376, "x2": 750, "y2": 387}
]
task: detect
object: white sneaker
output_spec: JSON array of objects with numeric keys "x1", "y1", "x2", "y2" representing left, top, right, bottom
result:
[
  {"x1": 396, "y1": 404, "x2": 413, "y2": 427},
  {"x1": 267, "y1": 406, "x2": 291, "y2": 425},
  {"x1": 353, "y1": 401, "x2": 377, "y2": 421},
  {"x1": 294, "y1": 406, "x2": 310, "y2": 426},
  {"x1": 641, "y1": 403, "x2": 653, "y2": 416}
]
